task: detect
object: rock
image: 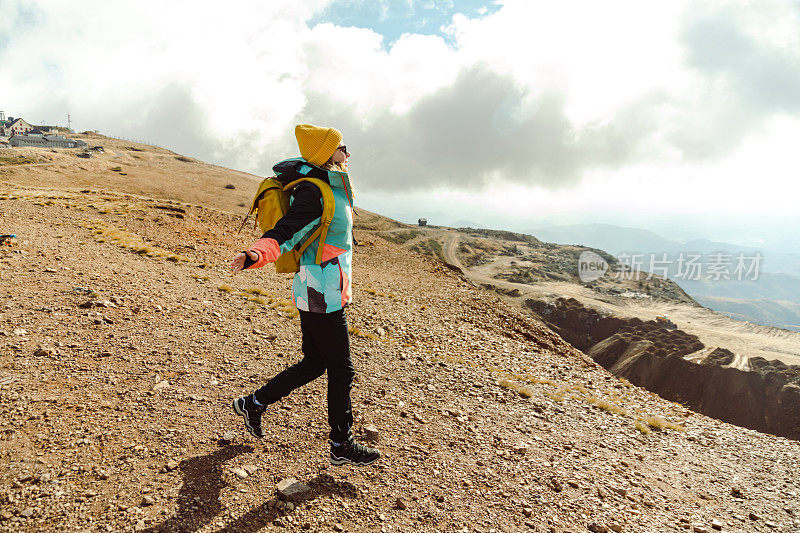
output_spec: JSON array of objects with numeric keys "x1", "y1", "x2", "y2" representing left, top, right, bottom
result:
[
  {"x1": 33, "y1": 347, "x2": 51, "y2": 357},
  {"x1": 749, "y1": 512, "x2": 761, "y2": 521},
  {"x1": 242, "y1": 464, "x2": 258, "y2": 475},
  {"x1": 20, "y1": 508, "x2": 34, "y2": 518},
  {"x1": 225, "y1": 184, "x2": 236, "y2": 189},
  {"x1": 153, "y1": 380, "x2": 170, "y2": 391},
  {"x1": 79, "y1": 300, "x2": 95, "y2": 309},
  {"x1": 692, "y1": 526, "x2": 709, "y2": 533},
  {"x1": 609, "y1": 486, "x2": 627, "y2": 497},
  {"x1": 395, "y1": 498, "x2": 407, "y2": 510},
  {"x1": 513, "y1": 442, "x2": 529, "y2": 455},
  {"x1": 333, "y1": 525, "x2": 344, "y2": 532},
  {"x1": 13, "y1": 328, "x2": 27, "y2": 336},
  {"x1": 165, "y1": 460, "x2": 179, "y2": 472},
  {"x1": 364, "y1": 425, "x2": 380, "y2": 443},
  {"x1": 232, "y1": 468, "x2": 248, "y2": 479},
  {"x1": 141, "y1": 495, "x2": 155, "y2": 506},
  {"x1": 549, "y1": 478, "x2": 563, "y2": 492},
  {"x1": 609, "y1": 525, "x2": 622, "y2": 533},
  {"x1": 588, "y1": 524, "x2": 608, "y2": 533},
  {"x1": 220, "y1": 431, "x2": 236, "y2": 444},
  {"x1": 523, "y1": 507, "x2": 533, "y2": 517},
  {"x1": 711, "y1": 519, "x2": 722, "y2": 530},
  {"x1": 276, "y1": 478, "x2": 311, "y2": 502}
]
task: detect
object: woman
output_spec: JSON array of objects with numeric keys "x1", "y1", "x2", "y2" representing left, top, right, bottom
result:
[{"x1": 230, "y1": 124, "x2": 380, "y2": 466}]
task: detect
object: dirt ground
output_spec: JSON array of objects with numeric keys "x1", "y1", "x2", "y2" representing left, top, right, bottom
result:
[{"x1": 1, "y1": 141, "x2": 799, "y2": 532}]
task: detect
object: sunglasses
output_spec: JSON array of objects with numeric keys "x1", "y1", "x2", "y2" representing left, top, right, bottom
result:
[{"x1": 337, "y1": 145, "x2": 348, "y2": 154}]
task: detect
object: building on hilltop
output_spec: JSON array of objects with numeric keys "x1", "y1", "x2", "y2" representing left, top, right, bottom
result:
[
  {"x1": 0, "y1": 115, "x2": 34, "y2": 137},
  {"x1": 9, "y1": 134, "x2": 87, "y2": 149}
]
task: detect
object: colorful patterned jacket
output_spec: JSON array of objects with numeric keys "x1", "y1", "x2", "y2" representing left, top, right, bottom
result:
[{"x1": 243, "y1": 158, "x2": 354, "y2": 313}]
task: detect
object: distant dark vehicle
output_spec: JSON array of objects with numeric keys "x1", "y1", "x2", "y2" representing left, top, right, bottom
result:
[
  {"x1": 76, "y1": 152, "x2": 91, "y2": 158},
  {"x1": 88, "y1": 146, "x2": 104, "y2": 152}
]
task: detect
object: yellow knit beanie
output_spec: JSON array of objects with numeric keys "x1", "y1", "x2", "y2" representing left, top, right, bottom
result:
[{"x1": 294, "y1": 124, "x2": 342, "y2": 167}]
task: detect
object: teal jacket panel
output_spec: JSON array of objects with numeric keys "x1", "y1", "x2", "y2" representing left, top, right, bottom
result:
[{"x1": 273, "y1": 158, "x2": 354, "y2": 313}]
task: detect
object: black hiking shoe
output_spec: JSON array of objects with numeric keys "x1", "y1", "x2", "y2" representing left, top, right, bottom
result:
[
  {"x1": 232, "y1": 395, "x2": 265, "y2": 438},
  {"x1": 329, "y1": 438, "x2": 380, "y2": 466}
]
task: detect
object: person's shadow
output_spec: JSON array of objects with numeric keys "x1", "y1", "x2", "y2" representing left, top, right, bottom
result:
[
  {"x1": 143, "y1": 444, "x2": 252, "y2": 533},
  {"x1": 219, "y1": 472, "x2": 359, "y2": 533},
  {"x1": 144, "y1": 445, "x2": 360, "y2": 533}
]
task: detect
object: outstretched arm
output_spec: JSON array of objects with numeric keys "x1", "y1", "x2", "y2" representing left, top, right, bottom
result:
[{"x1": 230, "y1": 182, "x2": 323, "y2": 273}]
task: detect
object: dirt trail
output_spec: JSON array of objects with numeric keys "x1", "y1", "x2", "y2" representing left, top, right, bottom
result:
[{"x1": 442, "y1": 232, "x2": 800, "y2": 368}]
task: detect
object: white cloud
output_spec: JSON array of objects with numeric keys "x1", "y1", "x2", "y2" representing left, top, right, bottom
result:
[{"x1": 2, "y1": 0, "x2": 800, "y2": 219}]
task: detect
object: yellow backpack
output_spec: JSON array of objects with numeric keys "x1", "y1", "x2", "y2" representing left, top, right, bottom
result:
[{"x1": 240, "y1": 177, "x2": 336, "y2": 273}]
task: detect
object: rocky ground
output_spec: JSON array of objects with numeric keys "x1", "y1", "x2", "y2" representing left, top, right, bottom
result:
[{"x1": 1, "y1": 145, "x2": 799, "y2": 532}]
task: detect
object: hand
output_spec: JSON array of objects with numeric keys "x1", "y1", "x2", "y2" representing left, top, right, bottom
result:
[{"x1": 230, "y1": 250, "x2": 259, "y2": 274}]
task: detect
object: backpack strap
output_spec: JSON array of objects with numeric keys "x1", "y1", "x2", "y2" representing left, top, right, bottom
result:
[{"x1": 282, "y1": 177, "x2": 336, "y2": 265}]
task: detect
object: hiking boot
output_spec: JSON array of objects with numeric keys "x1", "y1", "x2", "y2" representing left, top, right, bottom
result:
[
  {"x1": 329, "y1": 438, "x2": 380, "y2": 466},
  {"x1": 232, "y1": 395, "x2": 265, "y2": 438}
]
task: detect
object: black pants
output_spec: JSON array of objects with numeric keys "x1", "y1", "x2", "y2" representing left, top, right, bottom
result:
[{"x1": 253, "y1": 308, "x2": 354, "y2": 442}]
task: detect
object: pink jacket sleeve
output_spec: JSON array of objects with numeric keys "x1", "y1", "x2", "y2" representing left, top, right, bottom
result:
[{"x1": 245, "y1": 237, "x2": 281, "y2": 269}]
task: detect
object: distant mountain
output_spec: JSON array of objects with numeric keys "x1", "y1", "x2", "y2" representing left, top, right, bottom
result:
[
  {"x1": 527, "y1": 222, "x2": 800, "y2": 331},
  {"x1": 529, "y1": 223, "x2": 676, "y2": 257},
  {"x1": 450, "y1": 219, "x2": 487, "y2": 229},
  {"x1": 677, "y1": 273, "x2": 800, "y2": 331},
  {"x1": 688, "y1": 295, "x2": 800, "y2": 332},
  {"x1": 529, "y1": 223, "x2": 800, "y2": 277}
]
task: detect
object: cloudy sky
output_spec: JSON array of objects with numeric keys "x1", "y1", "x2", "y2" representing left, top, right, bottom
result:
[{"x1": 2, "y1": 0, "x2": 799, "y2": 247}]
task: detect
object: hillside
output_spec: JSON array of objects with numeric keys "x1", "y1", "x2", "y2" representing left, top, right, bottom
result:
[
  {"x1": 527, "y1": 223, "x2": 800, "y2": 330},
  {"x1": 1, "y1": 138, "x2": 799, "y2": 532}
]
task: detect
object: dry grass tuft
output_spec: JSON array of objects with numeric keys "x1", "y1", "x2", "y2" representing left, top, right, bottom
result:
[
  {"x1": 363, "y1": 286, "x2": 397, "y2": 298},
  {"x1": 498, "y1": 378, "x2": 535, "y2": 398},
  {"x1": 348, "y1": 326, "x2": 379, "y2": 340},
  {"x1": 585, "y1": 396, "x2": 629, "y2": 416},
  {"x1": 545, "y1": 391, "x2": 564, "y2": 402},
  {"x1": 642, "y1": 415, "x2": 685, "y2": 432},
  {"x1": 81, "y1": 220, "x2": 191, "y2": 263},
  {"x1": 243, "y1": 287, "x2": 271, "y2": 296}
]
